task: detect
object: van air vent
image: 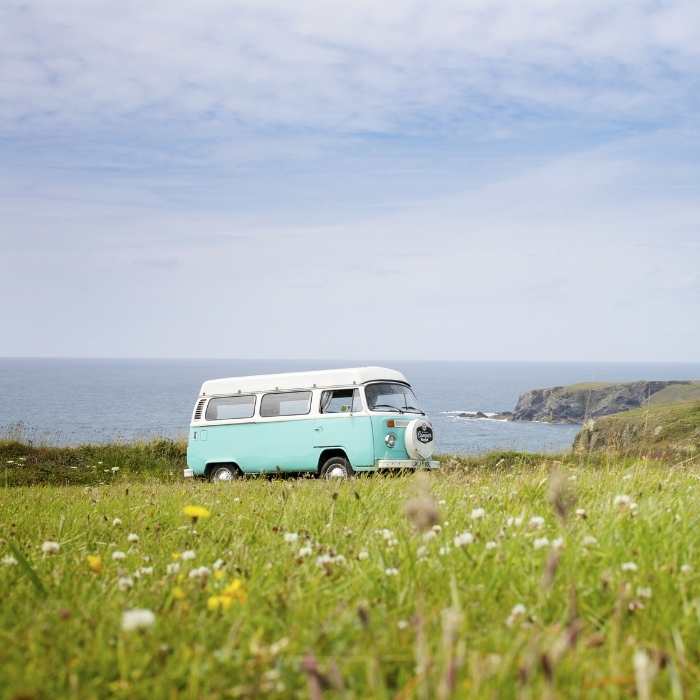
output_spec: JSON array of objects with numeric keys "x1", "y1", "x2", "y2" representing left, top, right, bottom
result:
[{"x1": 193, "y1": 398, "x2": 206, "y2": 420}]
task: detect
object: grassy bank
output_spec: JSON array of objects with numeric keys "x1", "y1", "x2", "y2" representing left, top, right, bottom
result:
[{"x1": 2, "y1": 459, "x2": 700, "y2": 697}]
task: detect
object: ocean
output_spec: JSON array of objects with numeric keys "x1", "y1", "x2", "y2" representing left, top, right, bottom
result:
[{"x1": 1, "y1": 359, "x2": 698, "y2": 454}]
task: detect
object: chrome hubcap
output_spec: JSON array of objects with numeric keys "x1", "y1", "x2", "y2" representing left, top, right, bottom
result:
[
  {"x1": 214, "y1": 469, "x2": 233, "y2": 481},
  {"x1": 327, "y1": 466, "x2": 347, "y2": 478}
]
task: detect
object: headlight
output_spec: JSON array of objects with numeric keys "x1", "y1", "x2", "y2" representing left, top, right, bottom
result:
[{"x1": 384, "y1": 433, "x2": 396, "y2": 448}]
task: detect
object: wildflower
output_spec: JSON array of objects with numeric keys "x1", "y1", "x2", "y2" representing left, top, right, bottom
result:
[
  {"x1": 621, "y1": 562, "x2": 638, "y2": 573},
  {"x1": 575, "y1": 508, "x2": 587, "y2": 519},
  {"x1": 582, "y1": 535, "x2": 598, "y2": 547},
  {"x1": 41, "y1": 541, "x2": 60, "y2": 555},
  {"x1": 357, "y1": 549, "x2": 369, "y2": 561},
  {"x1": 416, "y1": 545, "x2": 428, "y2": 559},
  {"x1": 213, "y1": 569, "x2": 225, "y2": 580},
  {"x1": 221, "y1": 579, "x2": 247, "y2": 604},
  {"x1": 614, "y1": 495, "x2": 637, "y2": 511},
  {"x1": 681, "y1": 564, "x2": 693, "y2": 575},
  {"x1": 117, "y1": 576, "x2": 134, "y2": 591},
  {"x1": 112, "y1": 551, "x2": 126, "y2": 561},
  {"x1": 432, "y1": 524, "x2": 442, "y2": 534},
  {"x1": 438, "y1": 546, "x2": 450, "y2": 556},
  {"x1": 87, "y1": 555, "x2": 102, "y2": 574},
  {"x1": 533, "y1": 537, "x2": 550, "y2": 550},
  {"x1": 506, "y1": 603, "x2": 526, "y2": 627},
  {"x1": 422, "y1": 530, "x2": 437, "y2": 542},
  {"x1": 127, "y1": 533, "x2": 139, "y2": 544},
  {"x1": 552, "y1": 537, "x2": 565, "y2": 550},
  {"x1": 188, "y1": 566, "x2": 211, "y2": 580},
  {"x1": 121, "y1": 608, "x2": 155, "y2": 632},
  {"x1": 212, "y1": 558, "x2": 225, "y2": 570},
  {"x1": 397, "y1": 620, "x2": 409, "y2": 630},
  {"x1": 506, "y1": 516, "x2": 523, "y2": 527},
  {"x1": 384, "y1": 567, "x2": 399, "y2": 576},
  {"x1": 137, "y1": 566, "x2": 153, "y2": 576},
  {"x1": 111, "y1": 466, "x2": 119, "y2": 473},
  {"x1": 298, "y1": 545, "x2": 313, "y2": 558},
  {"x1": 172, "y1": 586, "x2": 185, "y2": 600},
  {"x1": 166, "y1": 562, "x2": 180, "y2": 575},
  {"x1": 283, "y1": 532, "x2": 299, "y2": 543},
  {"x1": 183, "y1": 505, "x2": 211, "y2": 522},
  {"x1": 471, "y1": 507, "x2": 486, "y2": 520},
  {"x1": 1, "y1": 555, "x2": 18, "y2": 566},
  {"x1": 454, "y1": 531, "x2": 474, "y2": 547},
  {"x1": 485, "y1": 541, "x2": 498, "y2": 551},
  {"x1": 208, "y1": 595, "x2": 233, "y2": 611},
  {"x1": 637, "y1": 587, "x2": 652, "y2": 599},
  {"x1": 182, "y1": 550, "x2": 196, "y2": 561},
  {"x1": 529, "y1": 516, "x2": 545, "y2": 530},
  {"x1": 112, "y1": 518, "x2": 122, "y2": 527}
]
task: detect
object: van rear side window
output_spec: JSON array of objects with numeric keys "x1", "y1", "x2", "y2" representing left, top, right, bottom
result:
[
  {"x1": 260, "y1": 391, "x2": 312, "y2": 417},
  {"x1": 205, "y1": 395, "x2": 256, "y2": 421}
]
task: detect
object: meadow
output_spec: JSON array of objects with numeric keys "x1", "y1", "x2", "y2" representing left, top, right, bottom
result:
[{"x1": 2, "y1": 452, "x2": 700, "y2": 698}]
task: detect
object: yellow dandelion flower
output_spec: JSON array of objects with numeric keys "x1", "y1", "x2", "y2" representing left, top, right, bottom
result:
[
  {"x1": 171, "y1": 552, "x2": 181, "y2": 560},
  {"x1": 207, "y1": 595, "x2": 233, "y2": 611},
  {"x1": 222, "y1": 579, "x2": 247, "y2": 604},
  {"x1": 183, "y1": 505, "x2": 211, "y2": 522},
  {"x1": 86, "y1": 555, "x2": 102, "y2": 574},
  {"x1": 172, "y1": 586, "x2": 186, "y2": 600},
  {"x1": 213, "y1": 570, "x2": 225, "y2": 581}
]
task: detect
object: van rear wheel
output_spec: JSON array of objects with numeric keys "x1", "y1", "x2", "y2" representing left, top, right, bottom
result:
[
  {"x1": 209, "y1": 465, "x2": 238, "y2": 482},
  {"x1": 320, "y1": 456, "x2": 353, "y2": 479}
]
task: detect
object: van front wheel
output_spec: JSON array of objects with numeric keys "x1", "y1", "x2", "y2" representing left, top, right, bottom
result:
[
  {"x1": 320, "y1": 456, "x2": 353, "y2": 479},
  {"x1": 209, "y1": 465, "x2": 238, "y2": 482}
]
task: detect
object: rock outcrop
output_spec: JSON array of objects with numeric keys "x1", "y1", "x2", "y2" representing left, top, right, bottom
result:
[{"x1": 511, "y1": 381, "x2": 692, "y2": 424}]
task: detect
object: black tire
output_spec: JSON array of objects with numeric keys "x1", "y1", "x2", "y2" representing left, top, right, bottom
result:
[
  {"x1": 319, "y1": 456, "x2": 354, "y2": 479},
  {"x1": 208, "y1": 464, "x2": 239, "y2": 483}
]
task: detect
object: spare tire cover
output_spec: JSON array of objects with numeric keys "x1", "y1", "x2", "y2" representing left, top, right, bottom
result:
[{"x1": 404, "y1": 419, "x2": 435, "y2": 459}]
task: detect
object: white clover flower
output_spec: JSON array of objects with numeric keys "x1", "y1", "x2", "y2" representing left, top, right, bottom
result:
[
  {"x1": 506, "y1": 603, "x2": 527, "y2": 627},
  {"x1": 416, "y1": 545, "x2": 428, "y2": 559},
  {"x1": 454, "y1": 531, "x2": 474, "y2": 547},
  {"x1": 212, "y1": 558, "x2": 225, "y2": 570},
  {"x1": 613, "y1": 494, "x2": 638, "y2": 511},
  {"x1": 188, "y1": 566, "x2": 211, "y2": 580},
  {"x1": 681, "y1": 564, "x2": 693, "y2": 574},
  {"x1": 471, "y1": 507, "x2": 486, "y2": 520},
  {"x1": 621, "y1": 562, "x2": 638, "y2": 572},
  {"x1": 438, "y1": 499, "x2": 447, "y2": 506},
  {"x1": 384, "y1": 567, "x2": 399, "y2": 576},
  {"x1": 397, "y1": 619, "x2": 409, "y2": 630},
  {"x1": 112, "y1": 518, "x2": 122, "y2": 527},
  {"x1": 112, "y1": 551, "x2": 126, "y2": 561},
  {"x1": 127, "y1": 533, "x2": 139, "y2": 544},
  {"x1": 111, "y1": 467, "x2": 120, "y2": 473},
  {"x1": 138, "y1": 566, "x2": 153, "y2": 576},
  {"x1": 298, "y1": 546, "x2": 313, "y2": 558},
  {"x1": 438, "y1": 546, "x2": 450, "y2": 556},
  {"x1": 552, "y1": 537, "x2": 565, "y2": 550},
  {"x1": 506, "y1": 516, "x2": 523, "y2": 527},
  {"x1": 575, "y1": 508, "x2": 587, "y2": 519},
  {"x1": 431, "y1": 524, "x2": 442, "y2": 534},
  {"x1": 422, "y1": 530, "x2": 437, "y2": 542},
  {"x1": 637, "y1": 587, "x2": 652, "y2": 599},
  {"x1": 117, "y1": 576, "x2": 134, "y2": 591},
  {"x1": 166, "y1": 562, "x2": 180, "y2": 575},
  {"x1": 485, "y1": 541, "x2": 498, "y2": 551},
  {"x1": 1, "y1": 555, "x2": 18, "y2": 566},
  {"x1": 582, "y1": 535, "x2": 598, "y2": 547},
  {"x1": 283, "y1": 532, "x2": 299, "y2": 543},
  {"x1": 181, "y1": 550, "x2": 196, "y2": 561},
  {"x1": 121, "y1": 608, "x2": 155, "y2": 632},
  {"x1": 533, "y1": 537, "x2": 550, "y2": 550},
  {"x1": 41, "y1": 541, "x2": 60, "y2": 555},
  {"x1": 357, "y1": 549, "x2": 369, "y2": 561},
  {"x1": 529, "y1": 516, "x2": 545, "y2": 530}
]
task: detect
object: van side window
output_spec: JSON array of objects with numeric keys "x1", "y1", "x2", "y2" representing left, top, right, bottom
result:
[
  {"x1": 260, "y1": 391, "x2": 312, "y2": 417},
  {"x1": 321, "y1": 388, "x2": 362, "y2": 413},
  {"x1": 205, "y1": 395, "x2": 256, "y2": 421}
]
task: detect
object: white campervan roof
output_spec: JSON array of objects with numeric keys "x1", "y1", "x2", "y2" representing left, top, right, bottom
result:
[{"x1": 200, "y1": 366, "x2": 408, "y2": 396}]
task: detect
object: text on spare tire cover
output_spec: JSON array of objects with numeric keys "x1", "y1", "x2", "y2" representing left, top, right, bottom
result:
[{"x1": 416, "y1": 425, "x2": 433, "y2": 444}]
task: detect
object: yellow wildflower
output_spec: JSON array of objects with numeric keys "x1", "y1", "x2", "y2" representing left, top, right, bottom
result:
[
  {"x1": 86, "y1": 555, "x2": 102, "y2": 574},
  {"x1": 171, "y1": 552, "x2": 181, "y2": 560},
  {"x1": 207, "y1": 595, "x2": 233, "y2": 611},
  {"x1": 183, "y1": 505, "x2": 211, "y2": 522},
  {"x1": 172, "y1": 586, "x2": 186, "y2": 601},
  {"x1": 214, "y1": 570, "x2": 225, "y2": 581},
  {"x1": 222, "y1": 579, "x2": 247, "y2": 604}
]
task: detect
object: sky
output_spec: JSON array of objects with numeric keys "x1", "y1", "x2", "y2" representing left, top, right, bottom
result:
[{"x1": 1, "y1": 0, "x2": 699, "y2": 361}]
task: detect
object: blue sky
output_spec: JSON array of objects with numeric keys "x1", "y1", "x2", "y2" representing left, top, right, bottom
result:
[{"x1": 1, "y1": 0, "x2": 699, "y2": 361}]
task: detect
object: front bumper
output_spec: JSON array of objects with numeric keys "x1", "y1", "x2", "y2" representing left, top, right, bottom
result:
[
  {"x1": 376, "y1": 459, "x2": 440, "y2": 470},
  {"x1": 183, "y1": 468, "x2": 194, "y2": 479}
]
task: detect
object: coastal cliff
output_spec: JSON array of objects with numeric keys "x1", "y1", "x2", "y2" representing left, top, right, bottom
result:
[{"x1": 510, "y1": 380, "x2": 699, "y2": 424}]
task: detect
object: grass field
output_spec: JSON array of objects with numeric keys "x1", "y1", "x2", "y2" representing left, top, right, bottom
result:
[{"x1": 2, "y1": 454, "x2": 700, "y2": 698}]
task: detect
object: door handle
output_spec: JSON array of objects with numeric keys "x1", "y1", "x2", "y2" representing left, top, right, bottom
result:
[{"x1": 313, "y1": 426, "x2": 323, "y2": 432}]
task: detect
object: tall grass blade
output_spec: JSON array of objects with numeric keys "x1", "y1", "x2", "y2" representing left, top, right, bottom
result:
[{"x1": 8, "y1": 541, "x2": 46, "y2": 595}]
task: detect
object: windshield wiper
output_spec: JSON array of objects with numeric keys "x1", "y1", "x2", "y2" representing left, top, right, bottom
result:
[
  {"x1": 370, "y1": 404, "x2": 404, "y2": 413},
  {"x1": 403, "y1": 406, "x2": 425, "y2": 415}
]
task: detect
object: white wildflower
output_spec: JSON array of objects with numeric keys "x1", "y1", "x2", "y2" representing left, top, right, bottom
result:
[
  {"x1": 506, "y1": 603, "x2": 526, "y2": 627},
  {"x1": 127, "y1": 533, "x2": 139, "y2": 544},
  {"x1": 471, "y1": 508, "x2": 486, "y2": 520},
  {"x1": 552, "y1": 537, "x2": 565, "y2": 550},
  {"x1": 431, "y1": 524, "x2": 442, "y2": 534},
  {"x1": 166, "y1": 562, "x2": 180, "y2": 575},
  {"x1": 212, "y1": 558, "x2": 225, "y2": 570},
  {"x1": 41, "y1": 541, "x2": 60, "y2": 555},
  {"x1": 384, "y1": 567, "x2": 399, "y2": 576},
  {"x1": 637, "y1": 587, "x2": 652, "y2": 599},
  {"x1": 613, "y1": 495, "x2": 637, "y2": 511},
  {"x1": 188, "y1": 566, "x2": 211, "y2": 580},
  {"x1": 121, "y1": 608, "x2": 155, "y2": 632},
  {"x1": 416, "y1": 545, "x2": 428, "y2": 559},
  {"x1": 529, "y1": 516, "x2": 545, "y2": 530},
  {"x1": 117, "y1": 576, "x2": 134, "y2": 591},
  {"x1": 298, "y1": 546, "x2": 313, "y2": 558},
  {"x1": 453, "y1": 531, "x2": 474, "y2": 547},
  {"x1": 283, "y1": 532, "x2": 299, "y2": 544},
  {"x1": 422, "y1": 530, "x2": 437, "y2": 542},
  {"x1": 485, "y1": 541, "x2": 498, "y2": 551},
  {"x1": 181, "y1": 550, "x2": 196, "y2": 560},
  {"x1": 137, "y1": 566, "x2": 153, "y2": 576},
  {"x1": 681, "y1": 564, "x2": 693, "y2": 574},
  {"x1": 111, "y1": 466, "x2": 119, "y2": 473},
  {"x1": 506, "y1": 516, "x2": 523, "y2": 527},
  {"x1": 397, "y1": 619, "x2": 409, "y2": 630},
  {"x1": 357, "y1": 549, "x2": 369, "y2": 561},
  {"x1": 1, "y1": 555, "x2": 18, "y2": 566},
  {"x1": 575, "y1": 508, "x2": 587, "y2": 519},
  {"x1": 533, "y1": 537, "x2": 550, "y2": 550},
  {"x1": 438, "y1": 545, "x2": 450, "y2": 556},
  {"x1": 582, "y1": 535, "x2": 598, "y2": 547},
  {"x1": 621, "y1": 562, "x2": 638, "y2": 572},
  {"x1": 112, "y1": 551, "x2": 126, "y2": 561},
  {"x1": 112, "y1": 518, "x2": 122, "y2": 527}
]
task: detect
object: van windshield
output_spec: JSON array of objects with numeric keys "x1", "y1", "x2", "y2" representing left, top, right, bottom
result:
[{"x1": 365, "y1": 382, "x2": 424, "y2": 414}]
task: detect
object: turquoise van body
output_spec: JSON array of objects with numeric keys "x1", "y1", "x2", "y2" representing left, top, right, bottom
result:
[{"x1": 185, "y1": 367, "x2": 438, "y2": 479}]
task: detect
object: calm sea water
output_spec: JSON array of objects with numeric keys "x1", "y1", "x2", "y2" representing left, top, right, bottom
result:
[{"x1": 1, "y1": 359, "x2": 698, "y2": 454}]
